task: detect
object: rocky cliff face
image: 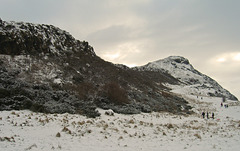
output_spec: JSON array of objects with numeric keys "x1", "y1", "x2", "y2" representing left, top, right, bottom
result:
[
  {"x1": 0, "y1": 19, "x2": 192, "y2": 117},
  {"x1": 0, "y1": 19, "x2": 95, "y2": 56},
  {"x1": 135, "y1": 56, "x2": 238, "y2": 101}
]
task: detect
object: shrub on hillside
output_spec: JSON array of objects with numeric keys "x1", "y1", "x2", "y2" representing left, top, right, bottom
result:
[
  {"x1": 63, "y1": 82, "x2": 95, "y2": 100},
  {"x1": 0, "y1": 88, "x2": 10, "y2": 98},
  {"x1": 103, "y1": 82, "x2": 129, "y2": 105}
]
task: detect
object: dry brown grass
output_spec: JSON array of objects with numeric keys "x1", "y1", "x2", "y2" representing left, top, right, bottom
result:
[
  {"x1": 194, "y1": 133, "x2": 202, "y2": 139},
  {"x1": 103, "y1": 123, "x2": 109, "y2": 130},
  {"x1": 78, "y1": 121, "x2": 85, "y2": 125},
  {"x1": 118, "y1": 136, "x2": 123, "y2": 140},
  {"x1": 128, "y1": 119, "x2": 135, "y2": 124},
  {"x1": 166, "y1": 123, "x2": 174, "y2": 129},
  {"x1": 123, "y1": 130, "x2": 128, "y2": 134},
  {"x1": 208, "y1": 122, "x2": 217, "y2": 127},
  {"x1": 86, "y1": 120, "x2": 93, "y2": 124},
  {"x1": 87, "y1": 129, "x2": 92, "y2": 133},
  {"x1": 0, "y1": 136, "x2": 15, "y2": 142},
  {"x1": 62, "y1": 127, "x2": 72, "y2": 134},
  {"x1": 139, "y1": 121, "x2": 144, "y2": 125},
  {"x1": 163, "y1": 131, "x2": 167, "y2": 136},
  {"x1": 56, "y1": 132, "x2": 61, "y2": 137}
]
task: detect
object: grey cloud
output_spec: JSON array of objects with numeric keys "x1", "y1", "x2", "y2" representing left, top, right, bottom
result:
[{"x1": 87, "y1": 25, "x2": 132, "y2": 48}]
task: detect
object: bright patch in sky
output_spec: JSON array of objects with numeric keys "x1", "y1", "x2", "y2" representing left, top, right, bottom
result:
[
  {"x1": 233, "y1": 53, "x2": 240, "y2": 61},
  {"x1": 217, "y1": 58, "x2": 226, "y2": 62},
  {"x1": 103, "y1": 53, "x2": 120, "y2": 60},
  {"x1": 124, "y1": 63, "x2": 137, "y2": 67},
  {"x1": 216, "y1": 52, "x2": 240, "y2": 63}
]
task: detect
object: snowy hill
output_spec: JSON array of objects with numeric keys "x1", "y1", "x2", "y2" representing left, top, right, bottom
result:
[
  {"x1": 0, "y1": 19, "x2": 193, "y2": 116},
  {"x1": 135, "y1": 56, "x2": 238, "y2": 101}
]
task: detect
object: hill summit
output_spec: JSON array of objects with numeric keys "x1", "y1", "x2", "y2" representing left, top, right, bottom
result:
[{"x1": 134, "y1": 56, "x2": 237, "y2": 100}]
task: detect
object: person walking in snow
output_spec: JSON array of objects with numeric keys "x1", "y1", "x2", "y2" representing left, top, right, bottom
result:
[
  {"x1": 212, "y1": 112, "x2": 214, "y2": 119},
  {"x1": 207, "y1": 112, "x2": 209, "y2": 119},
  {"x1": 202, "y1": 112, "x2": 205, "y2": 119},
  {"x1": 221, "y1": 102, "x2": 223, "y2": 107},
  {"x1": 0, "y1": 18, "x2": 3, "y2": 25},
  {"x1": 224, "y1": 104, "x2": 229, "y2": 108}
]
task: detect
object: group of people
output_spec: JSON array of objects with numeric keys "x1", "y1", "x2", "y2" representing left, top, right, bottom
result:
[
  {"x1": 201, "y1": 111, "x2": 214, "y2": 119},
  {"x1": 200, "y1": 96, "x2": 231, "y2": 120},
  {"x1": 201, "y1": 101, "x2": 230, "y2": 119},
  {"x1": 221, "y1": 102, "x2": 229, "y2": 108}
]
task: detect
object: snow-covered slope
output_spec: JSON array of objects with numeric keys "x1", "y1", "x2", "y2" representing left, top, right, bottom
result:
[
  {"x1": 1, "y1": 96, "x2": 240, "y2": 151},
  {"x1": 135, "y1": 56, "x2": 238, "y2": 101}
]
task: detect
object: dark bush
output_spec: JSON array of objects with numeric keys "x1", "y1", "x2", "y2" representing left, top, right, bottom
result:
[
  {"x1": 30, "y1": 102, "x2": 46, "y2": 113},
  {"x1": 72, "y1": 75, "x2": 83, "y2": 84},
  {"x1": 63, "y1": 82, "x2": 94, "y2": 100},
  {"x1": 0, "y1": 88, "x2": 10, "y2": 98},
  {"x1": 22, "y1": 100, "x2": 33, "y2": 109},
  {"x1": 103, "y1": 82, "x2": 129, "y2": 105}
]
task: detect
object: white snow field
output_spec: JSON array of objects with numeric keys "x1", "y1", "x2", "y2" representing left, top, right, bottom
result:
[{"x1": 0, "y1": 95, "x2": 240, "y2": 151}]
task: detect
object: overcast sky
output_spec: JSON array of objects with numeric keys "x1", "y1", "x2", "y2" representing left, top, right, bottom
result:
[{"x1": 1, "y1": 0, "x2": 239, "y2": 99}]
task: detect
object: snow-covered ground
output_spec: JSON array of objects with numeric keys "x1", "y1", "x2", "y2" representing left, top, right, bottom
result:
[{"x1": 1, "y1": 95, "x2": 240, "y2": 151}]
